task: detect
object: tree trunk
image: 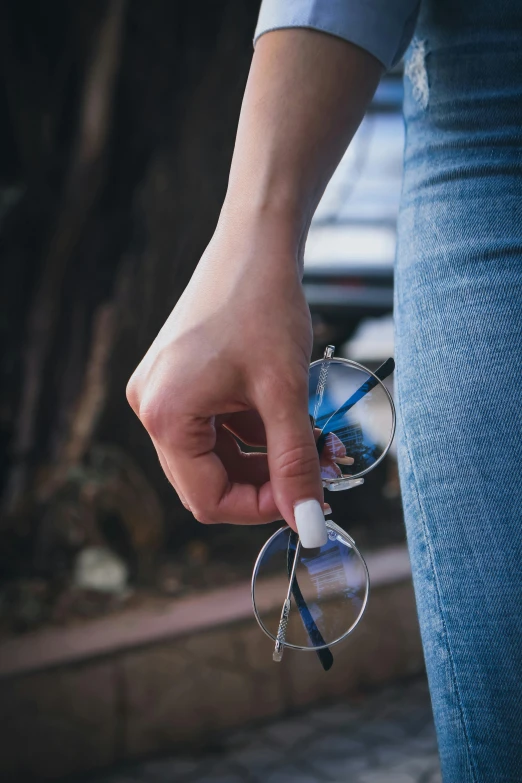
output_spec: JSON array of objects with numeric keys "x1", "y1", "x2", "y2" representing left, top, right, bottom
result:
[{"x1": 0, "y1": 0, "x2": 259, "y2": 581}]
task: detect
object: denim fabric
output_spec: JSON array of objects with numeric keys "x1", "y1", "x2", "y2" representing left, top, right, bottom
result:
[{"x1": 395, "y1": 2, "x2": 522, "y2": 780}]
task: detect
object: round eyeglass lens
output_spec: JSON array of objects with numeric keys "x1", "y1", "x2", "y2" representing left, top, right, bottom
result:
[
  {"x1": 309, "y1": 358, "x2": 394, "y2": 485},
  {"x1": 252, "y1": 522, "x2": 369, "y2": 650}
]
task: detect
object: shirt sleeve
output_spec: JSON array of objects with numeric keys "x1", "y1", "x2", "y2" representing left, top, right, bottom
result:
[{"x1": 254, "y1": 0, "x2": 420, "y2": 70}]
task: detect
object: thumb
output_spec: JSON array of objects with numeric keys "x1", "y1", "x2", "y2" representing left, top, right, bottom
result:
[{"x1": 257, "y1": 376, "x2": 327, "y2": 549}]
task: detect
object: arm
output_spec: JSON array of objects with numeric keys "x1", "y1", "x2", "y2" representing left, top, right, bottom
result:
[
  {"x1": 127, "y1": 30, "x2": 382, "y2": 547},
  {"x1": 224, "y1": 30, "x2": 383, "y2": 261}
]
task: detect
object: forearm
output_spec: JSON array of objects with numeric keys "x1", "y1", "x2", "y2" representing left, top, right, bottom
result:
[
  {"x1": 222, "y1": 29, "x2": 383, "y2": 258},
  {"x1": 130, "y1": 31, "x2": 384, "y2": 538}
]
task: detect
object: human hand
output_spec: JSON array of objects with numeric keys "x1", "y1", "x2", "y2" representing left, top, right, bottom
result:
[{"x1": 127, "y1": 217, "x2": 329, "y2": 547}]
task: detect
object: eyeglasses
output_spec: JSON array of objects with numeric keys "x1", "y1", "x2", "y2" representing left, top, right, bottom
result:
[{"x1": 251, "y1": 346, "x2": 396, "y2": 671}]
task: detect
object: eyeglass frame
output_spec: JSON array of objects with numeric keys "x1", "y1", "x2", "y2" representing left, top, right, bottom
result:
[
  {"x1": 250, "y1": 350, "x2": 397, "y2": 666},
  {"x1": 251, "y1": 519, "x2": 370, "y2": 652}
]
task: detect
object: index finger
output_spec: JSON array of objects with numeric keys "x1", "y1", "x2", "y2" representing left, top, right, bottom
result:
[{"x1": 161, "y1": 414, "x2": 281, "y2": 525}]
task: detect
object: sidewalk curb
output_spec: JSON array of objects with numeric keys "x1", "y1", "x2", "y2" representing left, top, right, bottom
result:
[
  {"x1": 0, "y1": 545, "x2": 411, "y2": 679},
  {"x1": 0, "y1": 545, "x2": 423, "y2": 783}
]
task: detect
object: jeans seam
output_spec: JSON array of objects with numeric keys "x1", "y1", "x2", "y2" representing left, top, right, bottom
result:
[{"x1": 396, "y1": 363, "x2": 478, "y2": 783}]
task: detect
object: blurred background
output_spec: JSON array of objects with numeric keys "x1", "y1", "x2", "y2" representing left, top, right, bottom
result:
[{"x1": 0, "y1": 2, "x2": 439, "y2": 781}]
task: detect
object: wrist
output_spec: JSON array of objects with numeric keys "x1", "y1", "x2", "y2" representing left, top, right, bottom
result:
[{"x1": 219, "y1": 190, "x2": 312, "y2": 270}]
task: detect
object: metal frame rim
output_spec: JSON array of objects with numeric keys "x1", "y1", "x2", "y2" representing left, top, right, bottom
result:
[
  {"x1": 251, "y1": 520, "x2": 370, "y2": 652},
  {"x1": 309, "y1": 355, "x2": 396, "y2": 483}
]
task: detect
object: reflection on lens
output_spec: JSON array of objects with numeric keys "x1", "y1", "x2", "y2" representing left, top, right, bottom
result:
[
  {"x1": 252, "y1": 522, "x2": 369, "y2": 650},
  {"x1": 309, "y1": 358, "x2": 394, "y2": 484}
]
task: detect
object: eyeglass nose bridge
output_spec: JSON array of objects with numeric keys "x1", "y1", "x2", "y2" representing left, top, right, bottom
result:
[{"x1": 322, "y1": 476, "x2": 364, "y2": 492}]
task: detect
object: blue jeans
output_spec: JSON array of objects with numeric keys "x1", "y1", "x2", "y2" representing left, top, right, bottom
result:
[{"x1": 395, "y1": 2, "x2": 522, "y2": 781}]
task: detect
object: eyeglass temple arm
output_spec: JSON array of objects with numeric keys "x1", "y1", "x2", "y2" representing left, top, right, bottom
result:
[
  {"x1": 287, "y1": 532, "x2": 334, "y2": 671},
  {"x1": 373, "y1": 357, "x2": 395, "y2": 383},
  {"x1": 316, "y1": 357, "x2": 395, "y2": 454}
]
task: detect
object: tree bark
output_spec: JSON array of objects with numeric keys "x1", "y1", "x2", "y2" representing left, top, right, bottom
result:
[{"x1": 0, "y1": 0, "x2": 259, "y2": 579}]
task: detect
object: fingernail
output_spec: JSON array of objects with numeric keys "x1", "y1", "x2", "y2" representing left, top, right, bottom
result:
[
  {"x1": 294, "y1": 499, "x2": 328, "y2": 548},
  {"x1": 335, "y1": 456, "x2": 355, "y2": 465},
  {"x1": 323, "y1": 503, "x2": 332, "y2": 516}
]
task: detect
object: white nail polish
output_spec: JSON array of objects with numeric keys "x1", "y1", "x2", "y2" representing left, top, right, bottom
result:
[
  {"x1": 294, "y1": 499, "x2": 328, "y2": 549},
  {"x1": 323, "y1": 504, "x2": 332, "y2": 516}
]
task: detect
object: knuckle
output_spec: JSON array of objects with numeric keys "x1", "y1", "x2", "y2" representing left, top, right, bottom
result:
[
  {"x1": 137, "y1": 387, "x2": 185, "y2": 440},
  {"x1": 175, "y1": 416, "x2": 215, "y2": 455},
  {"x1": 262, "y1": 362, "x2": 307, "y2": 394},
  {"x1": 138, "y1": 395, "x2": 165, "y2": 437},
  {"x1": 284, "y1": 371, "x2": 308, "y2": 398},
  {"x1": 126, "y1": 374, "x2": 140, "y2": 413},
  {"x1": 191, "y1": 507, "x2": 216, "y2": 526},
  {"x1": 274, "y1": 442, "x2": 319, "y2": 481},
  {"x1": 257, "y1": 369, "x2": 308, "y2": 413}
]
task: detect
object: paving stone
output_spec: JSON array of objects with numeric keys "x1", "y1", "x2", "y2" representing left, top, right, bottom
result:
[
  {"x1": 424, "y1": 769, "x2": 443, "y2": 783},
  {"x1": 306, "y1": 733, "x2": 368, "y2": 757},
  {"x1": 228, "y1": 741, "x2": 283, "y2": 770},
  {"x1": 357, "y1": 772, "x2": 417, "y2": 783},
  {"x1": 136, "y1": 758, "x2": 201, "y2": 780},
  {"x1": 81, "y1": 677, "x2": 441, "y2": 783},
  {"x1": 221, "y1": 728, "x2": 257, "y2": 750},
  {"x1": 90, "y1": 776, "x2": 144, "y2": 783},
  {"x1": 404, "y1": 735, "x2": 440, "y2": 754},
  {"x1": 389, "y1": 755, "x2": 441, "y2": 778},
  {"x1": 262, "y1": 717, "x2": 317, "y2": 746},
  {"x1": 308, "y1": 754, "x2": 370, "y2": 779},
  {"x1": 306, "y1": 703, "x2": 362, "y2": 727},
  {"x1": 374, "y1": 743, "x2": 421, "y2": 766},
  {"x1": 358, "y1": 718, "x2": 410, "y2": 742},
  {"x1": 190, "y1": 770, "x2": 248, "y2": 783},
  {"x1": 264, "y1": 765, "x2": 321, "y2": 783}
]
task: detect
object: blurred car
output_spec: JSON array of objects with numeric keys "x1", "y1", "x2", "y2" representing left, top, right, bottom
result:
[{"x1": 304, "y1": 73, "x2": 404, "y2": 353}]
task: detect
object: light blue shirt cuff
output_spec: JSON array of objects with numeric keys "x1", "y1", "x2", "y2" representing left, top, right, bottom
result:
[{"x1": 254, "y1": 0, "x2": 420, "y2": 69}]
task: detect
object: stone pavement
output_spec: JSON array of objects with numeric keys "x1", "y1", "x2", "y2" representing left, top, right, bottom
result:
[{"x1": 88, "y1": 677, "x2": 441, "y2": 783}]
